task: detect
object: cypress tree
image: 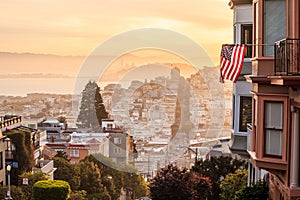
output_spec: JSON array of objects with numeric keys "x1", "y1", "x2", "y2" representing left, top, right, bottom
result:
[{"x1": 77, "y1": 81, "x2": 108, "y2": 128}]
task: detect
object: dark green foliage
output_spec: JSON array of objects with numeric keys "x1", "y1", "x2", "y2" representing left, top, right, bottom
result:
[
  {"x1": 69, "y1": 190, "x2": 88, "y2": 200},
  {"x1": 32, "y1": 180, "x2": 71, "y2": 200},
  {"x1": 83, "y1": 154, "x2": 148, "y2": 200},
  {"x1": 53, "y1": 157, "x2": 80, "y2": 190},
  {"x1": 19, "y1": 171, "x2": 48, "y2": 200},
  {"x1": 54, "y1": 150, "x2": 70, "y2": 161},
  {"x1": 150, "y1": 164, "x2": 211, "y2": 200},
  {"x1": 78, "y1": 158, "x2": 110, "y2": 200},
  {"x1": 85, "y1": 154, "x2": 124, "y2": 200},
  {"x1": 5, "y1": 130, "x2": 34, "y2": 185},
  {"x1": 121, "y1": 165, "x2": 148, "y2": 199},
  {"x1": 191, "y1": 156, "x2": 246, "y2": 200},
  {"x1": 86, "y1": 192, "x2": 111, "y2": 200},
  {"x1": 0, "y1": 185, "x2": 26, "y2": 200},
  {"x1": 77, "y1": 81, "x2": 108, "y2": 128},
  {"x1": 236, "y1": 180, "x2": 269, "y2": 200}
]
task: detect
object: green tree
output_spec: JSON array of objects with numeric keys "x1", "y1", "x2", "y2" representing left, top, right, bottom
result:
[
  {"x1": 69, "y1": 190, "x2": 88, "y2": 200},
  {"x1": 5, "y1": 130, "x2": 34, "y2": 185},
  {"x1": 79, "y1": 159, "x2": 110, "y2": 199},
  {"x1": 54, "y1": 150, "x2": 70, "y2": 161},
  {"x1": 77, "y1": 81, "x2": 108, "y2": 129},
  {"x1": 19, "y1": 172, "x2": 48, "y2": 200},
  {"x1": 191, "y1": 156, "x2": 246, "y2": 200},
  {"x1": 85, "y1": 154, "x2": 124, "y2": 200},
  {"x1": 236, "y1": 180, "x2": 269, "y2": 200},
  {"x1": 53, "y1": 157, "x2": 81, "y2": 190},
  {"x1": 150, "y1": 164, "x2": 211, "y2": 200},
  {"x1": 122, "y1": 165, "x2": 148, "y2": 199},
  {"x1": 219, "y1": 169, "x2": 248, "y2": 200},
  {"x1": 32, "y1": 180, "x2": 71, "y2": 200}
]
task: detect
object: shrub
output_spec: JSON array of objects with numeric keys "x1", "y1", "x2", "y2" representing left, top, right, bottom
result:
[
  {"x1": 32, "y1": 180, "x2": 71, "y2": 200},
  {"x1": 0, "y1": 185, "x2": 25, "y2": 200},
  {"x1": 236, "y1": 180, "x2": 268, "y2": 200}
]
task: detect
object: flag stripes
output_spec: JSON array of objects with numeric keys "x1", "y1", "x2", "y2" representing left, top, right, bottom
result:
[{"x1": 220, "y1": 44, "x2": 246, "y2": 83}]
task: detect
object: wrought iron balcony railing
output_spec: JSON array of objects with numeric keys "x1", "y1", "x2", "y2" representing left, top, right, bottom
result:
[{"x1": 275, "y1": 38, "x2": 300, "y2": 75}]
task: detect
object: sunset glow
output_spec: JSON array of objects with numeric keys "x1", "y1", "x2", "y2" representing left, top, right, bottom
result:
[{"x1": 0, "y1": 0, "x2": 232, "y2": 65}]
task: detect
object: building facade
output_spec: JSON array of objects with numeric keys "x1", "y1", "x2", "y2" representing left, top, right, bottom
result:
[
  {"x1": 228, "y1": 0, "x2": 268, "y2": 186},
  {"x1": 228, "y1": 0, "x2": 253, "y2": 158},
  {"x1": 244, "y1": 0, "x2": 300, "y2": 199}
]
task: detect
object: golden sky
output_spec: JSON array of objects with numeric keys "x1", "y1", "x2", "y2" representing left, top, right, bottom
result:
[{"x1": 0, "y1": 0, "x2": 233, "y2": 65}]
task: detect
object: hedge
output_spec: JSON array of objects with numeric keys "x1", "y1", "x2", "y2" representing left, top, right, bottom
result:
[{"x1": 32, "y1": 180, "x2": 71, "y2": 200}]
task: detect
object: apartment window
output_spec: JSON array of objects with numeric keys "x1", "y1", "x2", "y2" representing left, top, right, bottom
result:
[
  {"x1": 241, "y1": 24, "x2": 253, "y2": 58},
  {"x1": 28, "y1": 124, "x2": 37, "y2": 129},
  {"x1": 239, "y1": 96, "x2": 252, "y2": 132},
  {"x1": 107, "y1": 124, "x2": 113, "y2": 129},
  {"x1": 114, "y1": 138, "x2": 121, "y2": 144},
  {"x1": 114, "y1": 147, "x2": 121, "y2": 154},
  {"x1": 264, "y1": 101, "x2": 283, "y2": 157},
  {"x1": 70, "y1": 149, "x2": 79, "y2": 158},
  {"x1": 263, "y1": 0, "x2": 286, "y2": 56}
]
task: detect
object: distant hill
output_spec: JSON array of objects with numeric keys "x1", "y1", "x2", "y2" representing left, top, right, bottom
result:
[
  {"x1": 0, "y1": 52, "x2": 85, "y2": 76},
  {"x1": 0, "y1": 73, "x2": 72, "y2": 79},
  {"x1": 0, "y1": 51, "x2": 212, "y2": 82}
]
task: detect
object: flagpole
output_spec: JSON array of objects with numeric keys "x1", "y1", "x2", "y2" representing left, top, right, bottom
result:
[
  {"x1": 244, "y1": 44, "x2": 274, "y2": 46},
  {"x1": 222, "y1": 43, "x2": 274, "y2": 46}
]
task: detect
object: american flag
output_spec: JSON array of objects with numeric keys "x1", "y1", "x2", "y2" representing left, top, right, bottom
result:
[{"x1": 220, "y1": 44, "x2": 246, "y2": 83}]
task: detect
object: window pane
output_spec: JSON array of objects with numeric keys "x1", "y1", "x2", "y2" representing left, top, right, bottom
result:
[
  {"x1": 242, "y1": 25, "x2": 253, "y2": 58},
  {"x1": 265, "y1": 129, "x2": 282, "y2": 156},
  {"x1": 114, "y1": 138, "x2": 121, "y2": 144},
  {"x1": 265, "y1": 102, "x2": 283, "y2": 129},
  {"x1": 239, "y1": 96, "x2": 252, "y2": 132},
  {"x1": 264, "y1": 0, "x2": 286, "y2": 56}
]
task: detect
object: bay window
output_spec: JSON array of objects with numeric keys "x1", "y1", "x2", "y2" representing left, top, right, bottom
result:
[{"x1": 264, "y1": 101, "x2": 283, "y2": 157}]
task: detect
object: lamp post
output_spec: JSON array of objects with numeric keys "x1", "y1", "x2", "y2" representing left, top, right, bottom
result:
[{"x1": 5, "y1": 165, "x2": 12, "y2": 200}]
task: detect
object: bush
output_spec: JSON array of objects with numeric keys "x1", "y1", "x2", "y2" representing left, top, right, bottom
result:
[
  {"x1": 19, "y1": 172, "x2": 48, "y2": 200},
  {"x1": 32, "y1": 180, "x2": 71, "y2": 200},
  {"x1": 236, "y1": 180, "x2": 268, "y2": 200},
  {"x1": 219, "y1": 169, "x2": 248, "y2": 200},
  {"x1": 0, "y1": 185, "x2": 26, "y2": 200},
  {"x1": 69, "y1": 190, "x2": 87, "y2": 200}
]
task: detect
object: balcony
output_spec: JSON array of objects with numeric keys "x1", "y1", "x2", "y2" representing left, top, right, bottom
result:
[
  {"x1": 275, "y1": 38, "x2": 300, "y2": 75},
  {"x1": 0, "y1": 116, "x2": 22, "y2": 131}
]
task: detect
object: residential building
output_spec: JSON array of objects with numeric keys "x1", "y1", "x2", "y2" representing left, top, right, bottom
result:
[
  {"x1": 228, "y1": 0, "x2": 253, "y2": 158},
  {"x1": 0, "y1": 132, "x2": 6, "y2": 185},
  {"x1": 32, "y1": 160, "x2": 56, "y2": 180},
  {"x1": 228, "y1": 0, "x2": 268, "y2": 186},
  {"x1": 66, "y1": 132, "x2": 110, "y2": 164},
  {"x1": 66, "y1": 143, "x2": 89, "y2": 164},
  {"x1": 103, "y1": 120, "x2": 133, "y2": 164},
  {"x1": 244, "y1": 0, "x2": 300, "y2": 199}
]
